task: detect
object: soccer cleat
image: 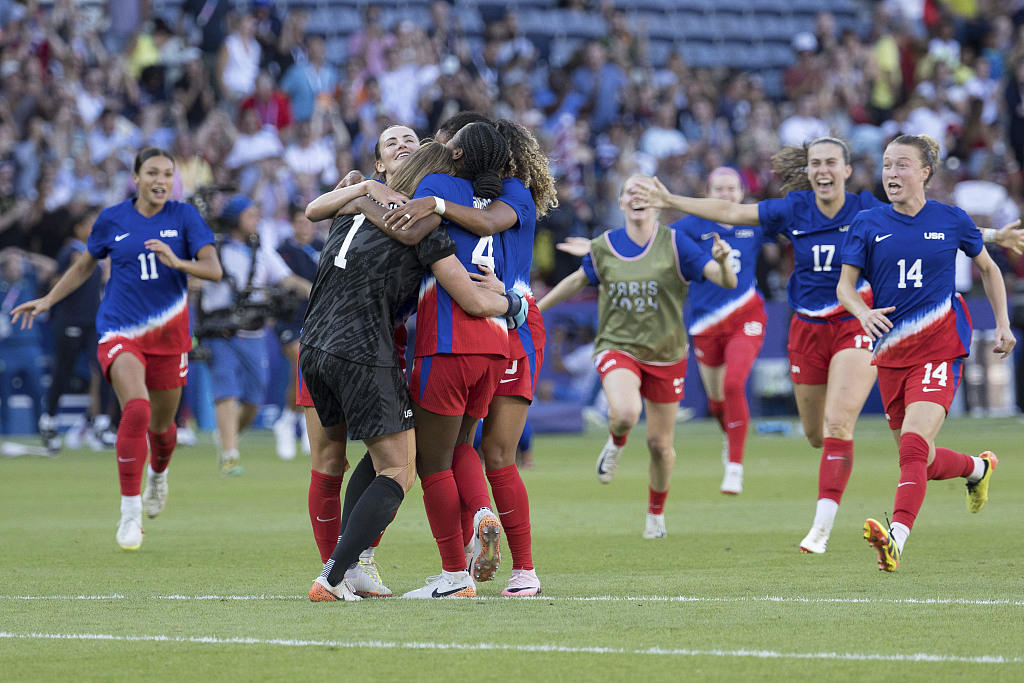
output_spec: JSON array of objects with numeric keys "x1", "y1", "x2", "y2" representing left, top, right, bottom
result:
[
  {"x1": 273, "y1": 417, "x2": 297, "y2": 461},
  {"x1": 344, "y1": 558, "x2": 392, "y2": 597},
  {"x1": 401, "y1": 570, "x2": 476, "y2": 599},
  {"x1": 176, "y1": 425, "x2": 197, "y2": 447},
  {"x1": 643, "y1": 512, "x2": 666, "y2": 539},
  {"x1": 864, "y1": 518, "x2": 900, "y2": 572},
  {"x1": 469, "y1": 508, "x2": 502, "y2": 582},
  {"x1": 219, "y1": 451, "x2": 243, "y2": 476},
  {"x1": 966, "y1": 451, "x2": 997, "y2": 514},
  {"x1": 63, "y1": 415, "x2": 88, "y2": 450},
  {"x1": 142, "y1": 470, "x2": 168, "y2": 519},
  {"x1": 502, "y1": 568, "x2": 542, "y2": 597},
  {"x1": 116, "y1": 512, "x2": 144, "y2": 550},
  {"x1": 720, "y1": 462, "x2": 743, "y2": 495},
  {"x1": 596, "y1": 438, "x2": 624, "y2": 484},
  {"x1": 38, "y1": 414, "x2": 60, "y2": 454},
  {"x1": 799, "y1": 525, "x2": 829, "y2": 554},
  {"x1": 309, "y1": 575, "x2": 361, "y2": 602}
]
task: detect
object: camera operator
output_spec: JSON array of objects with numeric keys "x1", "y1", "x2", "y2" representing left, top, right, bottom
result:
[{"x1": 198, "y1": 194, "x2": 311, "y2": 476}]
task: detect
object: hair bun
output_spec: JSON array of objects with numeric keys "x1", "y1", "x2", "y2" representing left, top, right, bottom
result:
[{"x1": 472, "y1": 171, "x2": 503, "y2": 199}]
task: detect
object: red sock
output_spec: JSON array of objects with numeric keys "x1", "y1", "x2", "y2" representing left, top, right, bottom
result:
[
  {"x1": 707, "y1": 399, "x2": 726, "y2": 431},
  {"x1": 116, "y1": 398, "x2": 150, "y2": 496},
  {"x1": 611, "y1": 432, "x2": 628, "y2": 447},
  {"x1": 817, "y1": 438, "x2": 854, "y2": 504},
  {"x1": 721, "y1": 393, "x2": 749, "y2": 465},
  {"x1": 308, "y1": 469, "x2": 343, "y2": 564},
  {"x1": 487, "y1": 464, "x2": 533, "y2": 570},
  {"x1": 648, "y1": 487, "x2": 668, "y2": 515},
  {"x1": 893, "y1": 432, "x2": 929, "y2": 531},
  {"x1": 927, "y1": 447, "x2": 975, "y2": 480},
  {"x1": 451, "y1": 443, "x2": 492, "y2": 547},
  {"x1": 147, "y1": 424, "x2": 176, "y2": 473},
  {"x1": 421, "y1": 470, "x2": 466, "y2": 572}
]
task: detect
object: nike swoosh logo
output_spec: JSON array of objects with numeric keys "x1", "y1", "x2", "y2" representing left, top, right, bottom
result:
[
  {"x1": 431, "y1": 586, "x2": 469, "y2": 598},
  {"x1": 875, "y1": 234, "x2": 893, "y2": 242},
  {"x1": 115, "y1": 233, "x2": 130, "y2": 242},
  {"x1": 826, "y1": 455, "x2": 846, "y2": 461},
  {"x1": 727, "y1": 421, "x2": 744, "y2": 429},
  {"x1": 178, "y1": 369, "x2": 188, "y2": 377},
  {"x1": 791, "y1": 230, "x2": 805, "y2": 235},
  {"x1": 897, "y1": 481, "x2": 916, "y2": 487},
  {"x1": 117, "y1": 457, "x2": 134, "y2": 463},
  {"x1": 499, "y1": 378, "x2": 517, "y2": 384},
  {"x1": 316, "y1": 516, "x2": 338, "y2": 522},
  {"x1": 922, "y1": 387, "x2": 942, "y2": 392}
]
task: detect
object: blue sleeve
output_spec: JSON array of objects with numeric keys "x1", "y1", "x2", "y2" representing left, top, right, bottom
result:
[
  {"x1": 498, "y1": 180, "x2": 533, "y2": 228},
  {"x1": 955, "y1": 207, "x2": 983, "y2": 258},
  {"x1": 757, "y1": 197, "x2": 791, "y2": 239},
  {"x1": 182, "y1": 203, "x2": 215, "y2": 258},
  {"x1": 673, "y1": 230, "x2": 708, "y2": 282},
  {"x1": 842, "y1": 214, "x2": 869, "y2": 270},
  {"x1": 87, "y1": 210, "x2": 113, "y2": 259},
  {"x1": 414, "y1": 173, "x2": 457, "y2": 201},
  {"x1": 581, "y1": 253, "x2": 600, "y2": 285}
]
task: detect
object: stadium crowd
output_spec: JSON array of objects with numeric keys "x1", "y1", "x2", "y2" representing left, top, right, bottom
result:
[{"x1": 4, "y1": 0, "x2": 1024, "y2": 438}]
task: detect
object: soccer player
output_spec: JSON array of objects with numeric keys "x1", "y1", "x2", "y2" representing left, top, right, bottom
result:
[
  {"x1": 670, "y1": 167, "x2": 766, "y2": 495},
  {"x1": 305, "y1": 140, "x2": 526, "y2": 601},
  {"x1": 537, "y1": 174, "x2": 737, "y2": 539},
  {"x1": 384, "y1": 116, "x2": 558, "y2": 596},
  {"x1": 11, "y1": 147, "x2": 223, "y2": 550},
  {"x1": 838, "y1": 134, "x2": 1013, "y2": 572}
]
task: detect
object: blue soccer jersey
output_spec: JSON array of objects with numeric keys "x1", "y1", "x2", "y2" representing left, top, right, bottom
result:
[
  {"x1": 671, "y1": 215, "x2": 765, "y2": 336},
  {"x1": 843, "y1": 201, "x2": 981, "y2": 368},
  {"x1": 88, "y1": 198, "x2": 215, "y2": 353},
  {"x1": 412, "y1": 173, "x2": 509, "y2": 358},
  {"x1": 495, "y1": 177, "x2": 543, "y2": 359},
  {"x1": 758, "y1": 189, "x2": 884, "y2": 319}
]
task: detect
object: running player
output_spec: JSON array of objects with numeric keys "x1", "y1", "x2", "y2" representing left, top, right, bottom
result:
[
  {"x1": 11, "y1": 147, "x2": 223, "y2": 550},
  {"x1": 538, "y1": 173, "x2": 737, "y2": 539},
  {"x1": 671, "y1": 167, "x2": 766, "y2": 495},
  {"x1": 305, "y1": 140, "x2": 526, "y2": 601},
  {"x1": 838, "y1": 134, "x2": 1013, "y2": 571}
]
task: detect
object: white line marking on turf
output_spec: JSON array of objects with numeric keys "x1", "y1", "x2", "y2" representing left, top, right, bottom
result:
[
  {"x1": 4, "y1": 594, "x2": 1023, "y2": 606},
  {"x1": 0, "y1": 632, "x2": 1019, "y2": 664}
]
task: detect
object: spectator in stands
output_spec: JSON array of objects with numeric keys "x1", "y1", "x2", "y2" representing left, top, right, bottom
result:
[
  {"x1": 280, "y1": 34, "x2": 337, "y2": 124},
  {"x1": 347, "y1": 5, "x2": 394, "y2": 79},
  {"x1": 571, "y1": 41, "x2": 628, "y2": 137},
  {"x1": 784, "y1": 32, "x2": 825, "y2": 101},
  {"x1": 224, "y1": 107, "x2": 283, "y2": 174},
  {"x1": 777, "y1": 94, "x2": 830, "y2": 147},
  {"x1": 240, "y1": 71, "x2": 294, "y2": 133},
  {"x1": 283, "y1": 121, "x2": 337, "y2": 192},
  {"x1": 639, "y1": 100, "x2": 688, "y2": 160},
  {"x1": 217, "y1": 11, "x2": 261, "y2": 101}
]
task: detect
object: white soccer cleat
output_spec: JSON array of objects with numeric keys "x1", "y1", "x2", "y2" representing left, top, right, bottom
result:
[
  {"x1": 273, "y1": 417, "x2": 297, "y2": 461},
  {"x1": 142, "y1": 470, "x2": 168, "y2": 519},
  {"x1": 309, "y1": 575, "x2": 362, "y2": 602},
  {"x1": 720, "y1": 462, "x2": 743, "y2": 495},
  {"x1": 401, "y1": 570, "x2": 476, "y2": 599},
  {"x1": 116, "y1": 512, "x2": 144, "y2": 550},
  {"x1": 643, "y1": 512, "x2": 666, "y2": 539},
  {"x1": 502, "y1": 568, "x2": 542, "y2": 597},
  {"x1": 63, "y1": 415, "x2": 88, "y2": 450},
  {"x1": 799, "y1": 525, "x2": 829, "y2": 554},
  {"x1": 469, "y1": 507, "x2": 502, "y2": 582},
  {"x1": 596, "y1": 438, "x2": 624, "y2": 484},
  {"x1": 344, "y1": 558, "x2": 392, "y2": 597}
]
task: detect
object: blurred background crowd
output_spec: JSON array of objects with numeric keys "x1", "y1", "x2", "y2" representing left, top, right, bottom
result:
[{"x1": 4, "y1": 0, "x2": 1024, "y2": 440}]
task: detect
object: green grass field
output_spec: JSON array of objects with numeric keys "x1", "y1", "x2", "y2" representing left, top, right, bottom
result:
[{"x1": 2, "y1": 415, "x2": 1022, "y2": 681}]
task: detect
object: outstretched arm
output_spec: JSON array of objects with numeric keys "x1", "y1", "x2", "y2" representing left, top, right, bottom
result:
[
  {"x1": 306, "y1": 179, "x2": 410, "y2": 223},
  {"x1": 10, "y1": 251, "x2": 99, "y2": 329},
  {"x1": 536, "y1": 267, "x2": 590, "y2": 312},
  {"x1": 633, "y1": 176, "x2": 761, "y2": 226},
  {"x1": 351, "y1": 195, "x2": 442, "y2": 246}
]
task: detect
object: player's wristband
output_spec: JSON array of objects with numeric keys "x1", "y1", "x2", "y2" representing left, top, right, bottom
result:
[
  {"x1": 433, "y1": 196, "x2": 446, "y2": 216},
  {"x1": 982, "y1": 228, "x2": 996, "y2": 244}
]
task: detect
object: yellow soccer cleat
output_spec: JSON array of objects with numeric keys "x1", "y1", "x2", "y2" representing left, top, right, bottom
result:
[
  {"x1": 966, "y1": 451, "x2": 998, "y2": 514},
  {"x1": 864, "y1": 518, "x2": 900, "y2": 572}
]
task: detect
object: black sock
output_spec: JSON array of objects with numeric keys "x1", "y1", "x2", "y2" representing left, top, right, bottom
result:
[
  {"x1": 340, "y1": 452, "x2": 375, "y2": 537},
  {"x1": 325, "y1": 476, "x2": 404, "y2": 586}
]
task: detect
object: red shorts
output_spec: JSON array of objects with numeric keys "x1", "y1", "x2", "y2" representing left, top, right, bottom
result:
[
  {"x1": 877, "y1": 358, "x2": 963, "y2": 430},
  {"x1": 787, "y1": 315, "x2": 873, "y2": 385},
  {"x1": 97, "y1": 339, "x2": 188, "y2": 391},
  {"x1": 692, "y1": 320, "x2": 765, "y2": 368},
  {"x1": 409, "y1": 353, "x2": 506, "y2": 418},
  {"x1": 296, "y1": 354, "x2": 313, "y2": 407},
  {"x1": 491, "y1": 349, "x2": 544, "y2": 401},
  {"x1": 594, "y1": 350, "x2": 687, "y2": 404}
]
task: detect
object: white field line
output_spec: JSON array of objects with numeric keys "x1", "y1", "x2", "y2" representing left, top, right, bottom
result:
[
  {"x1": 0, "y1": 631, "x2": 1020, "y2": 664},
  {"x1": 3, "y1": 594, "x2": 1024, "y2": 606}
]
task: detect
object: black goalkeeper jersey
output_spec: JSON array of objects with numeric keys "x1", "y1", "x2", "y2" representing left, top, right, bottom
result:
[{"x1": 301, "y1": 212, "x2": 456, "y2": 367}]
